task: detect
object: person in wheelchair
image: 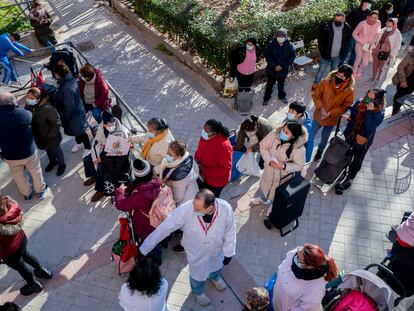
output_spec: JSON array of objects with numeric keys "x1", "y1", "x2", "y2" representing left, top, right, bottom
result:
[{"x1": 83, "y1": 111, "x2": 130, "y2": 202}]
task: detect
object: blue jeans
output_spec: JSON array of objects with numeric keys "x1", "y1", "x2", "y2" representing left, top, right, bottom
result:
[
  {"x1": 190, "y1": 269, "x2": 222, "y2": 295},
  {"x1": 0, "y1": 56, "x2": 18, "y2": 84},
  {"x1": 312, "y1": 120, "x2": 334, "y2": 153},
  {"x1": 83, "y1": 154, "x2": 104, "y2": 192},
  {"x1": 314, "y1": 56, "x2": 341, "y2": 84},
  {"x1": 92, "y1": 108, "x2": 103, "y2": 124}
]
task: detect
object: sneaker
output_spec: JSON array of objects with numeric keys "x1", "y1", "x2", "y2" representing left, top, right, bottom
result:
[
  {"x1": 211, "y1": 276, "x2": 226, "y2": 291},
  {"x1": 34, "y1": 267, "x2": 52, "y2": 279},
  {"x1": 37, "y1": 185, "x2": 48, "y2": 200},
  {"x1": 251, "y1": 197, "x2": 271, "y2": 205},
  {"x1": 173, "y1": 244, "x2": 185, "y2": 253},
  {"x1": 341, "y1": 179, "x2": 353, "y2": 190},
  {"x1": 262, "y1": 99, "x2": 269, "y2": 106},
  {"x1": 194, "y1": 293, "x2": 211, "y2": 306},
  {"x1": 263, "y1": 218, "x2": 274, "y2": 230},
  {"x1": 313, "y1": 149, "x2": 323, "y2": 162},
  {"x1": 71, "y1": 143, "x2": 82, "y2": 153},
  {"x1": 91, "y1": 191, "x2": 105, "y2": 202},
  {"x1": 45, "y1": 161, "x2": 57, "y2": 172},
  {"x1": 280, "y1": 98, "x2": 288, "y2": 104},
  {"x1": 20, "y1": 281, "x2": 43, "y2": 296},
  {"x1": 9, "y1": 81, "x2": 20, "y2": 86},
  {"x1": 56, "y1": 165, "x2": 66, "y2": 177},
  {"x1": 24, "y1": 191, "x2": 34, "y2": 203},
  {"x1": 83, "y1": 177, "x2": 96, "y2": 186}
]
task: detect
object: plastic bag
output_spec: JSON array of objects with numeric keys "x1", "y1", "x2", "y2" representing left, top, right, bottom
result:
[
  {"x1": 236, "y1": 152, "x2": 262, "y2": 177},
  {"x1": 223, "y1": 77, "x2": 238, "y2": 97}
]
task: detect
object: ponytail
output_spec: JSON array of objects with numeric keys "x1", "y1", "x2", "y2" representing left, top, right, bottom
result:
[
  {"x1": 324, "y1": 256, "x2": 339, "y2": 281},
  {"x1": 205, "y1": 119, "x2": 230, "y2": 138}
]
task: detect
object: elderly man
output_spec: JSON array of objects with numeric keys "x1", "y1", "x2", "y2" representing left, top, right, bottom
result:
[
  {"x1": 0, "y1": 92, "x2": 47, "y2": 202},
  {"x1": 139, "y1": 189, "x2": 236, "y2": 306}
]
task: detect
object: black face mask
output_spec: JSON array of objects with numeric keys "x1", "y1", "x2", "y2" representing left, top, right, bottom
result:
[
  {"x1": 334, "y1": 21, "x2": 343, "y2": 27},
  {"x1": 291, "y1": 256, "x2": 327, "y2": 281},
  {"x1": 335, "y1": 76, "x2": 344, "y2": 85}
]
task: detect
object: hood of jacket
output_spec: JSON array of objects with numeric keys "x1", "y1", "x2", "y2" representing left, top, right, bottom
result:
[
  {"x1": 165, "y1": 154, "x2": 194, "y2": 181},
  {"x1": 325, "y1": 70, "x2": 355, "y2": 92},
  {"x1": 134, "y1": 178, "x2": 162, "y2": 201},
  {"x1": 275, "y1": 124, "x2": 309, "y2": 149},
  {"x1": 0, "y1": 201, "x2": 23, "y2": 225}
]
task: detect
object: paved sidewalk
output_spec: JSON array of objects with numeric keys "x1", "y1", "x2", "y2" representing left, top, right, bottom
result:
[{"x1": 1, "y1": 0, "x2": 414, "y2": 310}]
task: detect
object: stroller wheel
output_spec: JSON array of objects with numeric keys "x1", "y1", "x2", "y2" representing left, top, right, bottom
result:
[{"x1": 334, "y1": 183, "x2": 344, "y2": 195}]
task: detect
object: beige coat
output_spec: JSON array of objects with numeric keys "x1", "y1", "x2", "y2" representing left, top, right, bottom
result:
[
  {"x1": 392, "y1": 52, "x2": 414, "y2": 85},
  {"x1": 259, "y1": 126, "x2": 307, "y2": 201},
  {"x1": 131, "y1": 130, "x2": 175, "y2": 174}
]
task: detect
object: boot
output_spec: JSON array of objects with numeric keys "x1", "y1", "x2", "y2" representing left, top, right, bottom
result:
[{"x1": 20, "y1": 281, "x2": 43, "y2": 296}]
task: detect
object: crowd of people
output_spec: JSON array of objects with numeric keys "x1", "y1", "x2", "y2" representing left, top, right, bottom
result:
[{"x1": 1, "y1": 0, "x2": 414, "y2": 310}]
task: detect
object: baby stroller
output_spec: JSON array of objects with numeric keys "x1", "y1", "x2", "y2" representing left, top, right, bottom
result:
[
  {"x1": 323, "y1": 263, "x2": 406, "y2": 311},
  {"x1": 312, "y1": 117, "x2": 353, "y2": 194}
]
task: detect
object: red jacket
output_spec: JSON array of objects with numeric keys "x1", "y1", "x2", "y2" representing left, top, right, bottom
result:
[
  {"x1": 79, "y1": 69, "x2": 111, "y2": 111},
  {"x1": 115, "y1": 178, "x2": 162, "y2": 241},
  {"x1": 195, "y1": 134, "x2": 233, "y2": 188},
  {"x1": 0, "y1": 200, "x2": 25, "y2": 259}
]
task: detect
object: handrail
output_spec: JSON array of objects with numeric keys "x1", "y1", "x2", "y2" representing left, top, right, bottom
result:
[{"x1": 0, "y1": 1, "x2": 32, "y2": 10}]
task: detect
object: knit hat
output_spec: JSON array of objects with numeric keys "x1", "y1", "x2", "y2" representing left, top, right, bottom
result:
[
  {"x1": 132, "y1": 159, "x2": 151, "y2": 178},
  {"x1": 245, "y1": 287, "x2": 270, "y2": 311},
  {"x1": 102, "y1": 111, "x2": 115, "y2": 124},
  {"x1": 275, "y1": 28, "x2": 288, "y2": 37}
]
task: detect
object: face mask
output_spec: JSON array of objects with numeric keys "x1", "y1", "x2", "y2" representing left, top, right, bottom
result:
[
  {"x1": 105, "y1": 125, "x2": 116, "y2": 132},
  {"x1": 147, "y1": 132, "x2": 156, "y2": 139},
  {"x1": 165, "y1": 155, "x2": 175, "y2": 163},
  {"x1": 335, "y1": 76, "x2": 344, "y2": 85},
  {"x1": 276, "y1": 37, "x2": 286, "y2": 44},
  {"x1": 279, "y1": 131, "x2": 289, "y2": 141},
  {"x1": 334, "y1": 21, "x2": 343, "y2": 27},
  {"x1": 201, "y1": 129, "x2": 210, "y2": 140},
  {"x1": 246, "y1": 44, "x2": 255, "y2": 51},
  {"x1": 287, "y1": 112, "x2": 296, "y2": 120},
  {"x1": 385, "y1": 27, "x2": 392, "y2": 32},
  {"x1": 195, "y1": 211, "x2": 205, "y2": 217},
  {"x1": 85, "y1": 75, "x2": 95, "y2": 84},
  {"x1": 293, "y1": 254, "x2": 302, "y2": 268},
  {"x1": 387, "y1": 9, "x2": 393, "y2": 14},
  {"x1": 27, "y1": 99, "x2": 38, "y2": 106},
  {"x1": 363, "y1": 96, "x2": 371, "y2": 105},
  {"x1": 246, "y1": 131, "x2": 255, "y2": 137},
  {"x1": 366, "y1": 3, "x2": 372, "y2": 10}
]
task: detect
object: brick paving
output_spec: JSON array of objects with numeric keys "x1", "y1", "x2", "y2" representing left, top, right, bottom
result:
[{"x1": 1, "y1": 0, "x2": 414, "y2": 310}]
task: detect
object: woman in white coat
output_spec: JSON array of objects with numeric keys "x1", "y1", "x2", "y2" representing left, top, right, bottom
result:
[
  {"x1": 251, "y1": 121, "x2": 307, "y2": 215},
  {"x1": 273, "y1": 244, "x2": 339, "y2": 311},
  {"x1": 139, "y1": 189, "x2": 236, "y2": 307},
  {"x1": 131, "y1": 118, "x2": 174, "y2": 175}
]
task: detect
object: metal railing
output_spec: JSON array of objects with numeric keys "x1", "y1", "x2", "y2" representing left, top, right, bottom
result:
[{"x1": 0, "y1": 0, "x2": 33, "y2": 33}]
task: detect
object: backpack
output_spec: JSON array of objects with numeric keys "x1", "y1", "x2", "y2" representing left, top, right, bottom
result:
[
  {"x1": 48, "y1": 48, "x2": 79, "y2": 78},
  {"x1": 143, "y1": 185, "x2": 176, "y2": 228},
  {"x1": 111, "y1": 217, "x2": 137, "y2": 275}
]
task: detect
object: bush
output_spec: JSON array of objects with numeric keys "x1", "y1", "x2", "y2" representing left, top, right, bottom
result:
[
  {"x1": 0, "y1": 1, "x2": 32, "y2": 34},
  {"x1": 134, "y1": 0, "x2": 386, "y2": 74}
]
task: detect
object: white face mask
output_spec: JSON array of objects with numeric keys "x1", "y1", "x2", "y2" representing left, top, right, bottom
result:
[
  {"x1": 245, "y1": 131, "x2": 255, "y2": 137},
  {"x1": 387, "y1": 9, "x2": 393, "y2": 14},
  {"x1": 366, "y1": 3, "x2": 372, "y2": 10},
  {"x1": 27, "y1": 99, "x2": 38, "y2": 106},
  {"x1": 105, "y1": 125, "x2": 116, "y2": 132},
  {"x1": 277, "y1": 37, "x2": 286, "y2": 44},
  {"x1": 246, "y1": 44, "x2": 255, "y2": 51},
  {"x1": 385, "y1": 27, "x2": 392, "y2": 32}
]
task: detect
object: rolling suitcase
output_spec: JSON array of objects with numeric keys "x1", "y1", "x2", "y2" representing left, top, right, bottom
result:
[
  {"x1": 234, "y1": 88, "x2": 254, "y2": 114},
  {"x1": 268, "y1": 173, "x2": 310, "y2": 236}
]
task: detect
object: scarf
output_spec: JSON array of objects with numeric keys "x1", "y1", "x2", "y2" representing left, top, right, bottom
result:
[
  {"x1": 332, "y1": 78, "x2": 349, "y2": 93},
  {"x1": 291, "y1": 256, "x2": 327, "y2": 281},
  {"x1": 141, "y1": 129, "x2": 169, "y2": 160},
  {"x1": 159, "y1": 151, "x2": 190, "y2": 181},
  {"x1": 354, "y1": 100, "x2": 382, "y2": 137}
]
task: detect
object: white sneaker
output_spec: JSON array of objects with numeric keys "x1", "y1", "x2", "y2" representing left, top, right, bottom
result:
[
  {"x1": 9, "y1": 81, "x2": 20, "y2": 86},
  {"x1": 71, "y1": 143, "x2": 82, "y2": 153},
  {"x1": 251, "y1": 197, "x2": 271, "y2": 205},
  {"x1": 194, "y1": 293, "x2": 211, "y2": 306},
  {"x1": 211, "y1": 276, "x2": 226, "y2": 291}
]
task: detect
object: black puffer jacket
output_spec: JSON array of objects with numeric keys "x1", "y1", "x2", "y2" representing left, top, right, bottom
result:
[{"x1": 318, "y1": 21, "x2": 352, "y2": 61}]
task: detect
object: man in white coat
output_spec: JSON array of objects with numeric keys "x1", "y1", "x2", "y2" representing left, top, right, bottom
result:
[{"x1": 139, "y1": 189, "x2": 236, "y2": 306}]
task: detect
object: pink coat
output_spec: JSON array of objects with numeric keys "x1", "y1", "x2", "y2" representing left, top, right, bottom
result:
[
  {"x1": 397, "y1": 212, "x2": 414, "y2": 246},
  {"x1": 352, "y1": 20, "x2": 381, "y2": 47},
  {"x1": 79, "y1": 69, "x2": 111, "y2": 111}
]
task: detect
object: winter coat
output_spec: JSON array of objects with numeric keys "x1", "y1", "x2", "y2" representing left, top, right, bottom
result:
[
  {"x1": 163, "y1": 154, "x2": 199, "y2": 206},
  {"x1": 0, "y1": 199, "x2": 25, "y2": 259},
  {"x1": 26, "y1": 99, "x2": 62, "y2": 150},
  {"x1": 347, "y1": 7, "x2": 371, "y2": 31},
  {"x1": 29, "y1": 9, "x2": 56, "y2": 42},
  {"x1": 352, "y1": 20, "x2": 381, "y2": 48},
  {"x1": 265, "y1": 38, "x2": 296, "y2": 79},
  {"x1": 379, "y1": 7, "x2": 397, "y2": 27},
  {"x1": 195, "y1": 134, "x2": 233, "y2": 188},
  {"x1": 0, "y1": 104, "x2": 36, "y2": 161},
  {"x1": 55, "y1": 73, "x2": 88, "y2": 137},
  {"x1": 115, "y1": 178, "x2": 162, "y2": 241},
  {"x1": 343, "y1": 100, "x2": 384, "y2": 149},
  {"x1": 131, "y1": 130, "x2": 175, "y2": 175},
  {"x1": 372, "y1": 27, "x2": 402, "y2": 64},
  {"x1": 79, "y1": 69, "x2": 111, "y2": 111},
  {"x1": 392, "y1": 53, "x2": 414, "y2": 86},
  {"x1": 229, "y1": 44, "x2": 263, "y2": 78},
  {"x1": 259, "y1": 126, "x2": 307, "y2": 201},
  {"x1": 318, "y1": 21, "x2": 352, "y2": 61},
  {"x1": 235, "y1": 117, "x2": 273, "y2": 152},
  {"x1": 312, "y1": 71, "x2": 355, "y2": 126},
  {"x1": 273, "y1": 247, "x2": 327, "y2": 311}
]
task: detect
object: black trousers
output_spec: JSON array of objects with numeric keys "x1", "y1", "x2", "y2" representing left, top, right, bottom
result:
[
  {"x1": 3, "y1": 236, "x2": 42, "y2": 285},
  {"x1": 263, "y1": 74, "x2": 286, "y2": 101},
  {"x1": 393, "y1": 83, "x2": 414, "y2": 115},
  {"x1": 75, "y1": 132, "x2": 91, "y2": 150},
  {"x1": 197, "y1": 178, "x2": 225, "y2": 198},
  {"x1": 347, "y1": 146, "x2": 369, "y2": 180},
  {"x1": 237, "y1": 72, "x2": 255, "y2": 93}
]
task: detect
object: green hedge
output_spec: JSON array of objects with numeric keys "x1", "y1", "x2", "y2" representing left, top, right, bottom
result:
[
  {"x1": 0, "y1": 2, "x2": 32, "y2": 34},
  {"x1": 133, "y1": 0, "x2": 386, "y2": 74}
]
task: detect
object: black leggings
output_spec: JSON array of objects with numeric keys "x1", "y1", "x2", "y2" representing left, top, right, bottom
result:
[
  {"x1": 197, "y1": 178, "x2": 225, "y2": 198},
  {"x1": 75, "y1": 132, "x2": 91, "y2": 150},
  {"x1": 3, "y1": 236, "x2": 42, "y2": 285}
]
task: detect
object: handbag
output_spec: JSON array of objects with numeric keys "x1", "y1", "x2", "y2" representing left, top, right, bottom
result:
[{"x1": 377, "y1": 32, "x2": 390, "y2": 61}]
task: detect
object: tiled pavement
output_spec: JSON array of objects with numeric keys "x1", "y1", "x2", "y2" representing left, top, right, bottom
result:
[{"x1": 1, "y1": 0, "x2": 414, "y2": 309}]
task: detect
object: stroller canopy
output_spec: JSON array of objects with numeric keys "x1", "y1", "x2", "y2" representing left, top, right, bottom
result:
[{"x1": 338, "y1": 270, "x2": 395, "y2": 311}]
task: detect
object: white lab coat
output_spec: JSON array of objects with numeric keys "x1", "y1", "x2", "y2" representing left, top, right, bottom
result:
[{"x1": 140, "y1": 198, "x2": 236, "y2": 281}]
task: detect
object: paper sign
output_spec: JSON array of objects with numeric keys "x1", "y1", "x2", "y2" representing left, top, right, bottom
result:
[{"x1": 104, "y1": 134, "x2": 130, "y2": 156}]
